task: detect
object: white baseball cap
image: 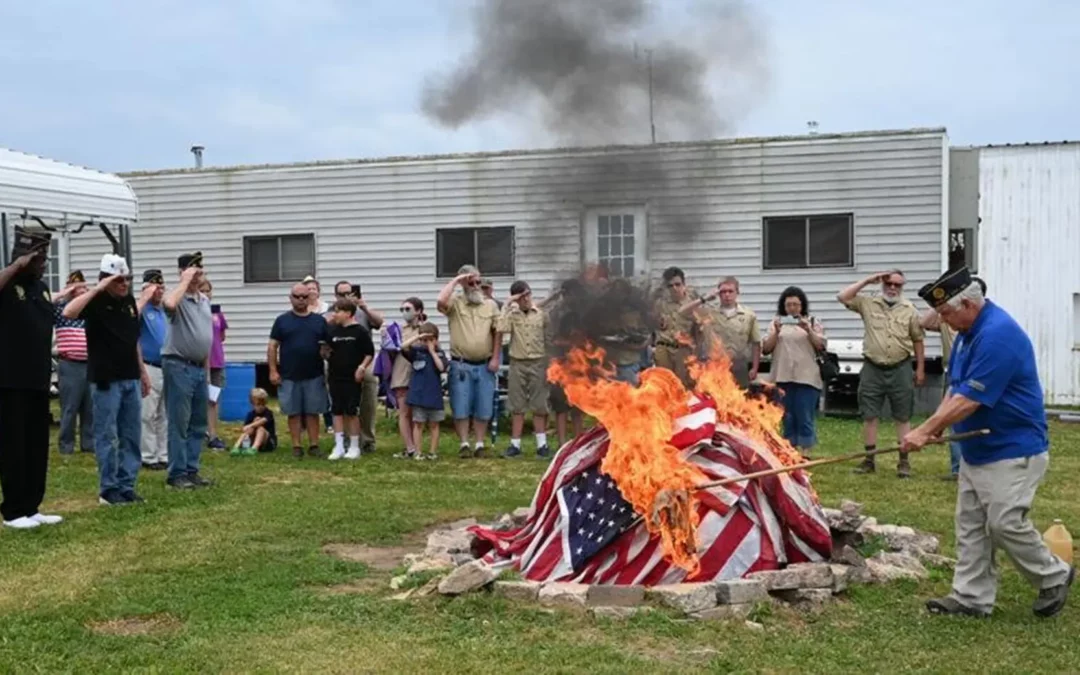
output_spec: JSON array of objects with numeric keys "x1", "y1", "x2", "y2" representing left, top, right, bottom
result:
[{"x1": 99, "y1": 254, "x2": 131, "y2": 277}]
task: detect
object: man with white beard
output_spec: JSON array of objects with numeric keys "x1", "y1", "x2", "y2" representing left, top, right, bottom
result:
[
  {"x1": 837, "y1": 269, "x2": 926, "y2": 478},
  {"x1": 437, "y1": 264, "x2": 502, "y2": 458}
]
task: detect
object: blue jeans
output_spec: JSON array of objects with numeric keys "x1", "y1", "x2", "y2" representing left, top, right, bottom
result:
[
  {"x1": 91, "y1": 379, "x2": 142, "y2": 499},
  {"x1": 616, "y1": 363, "x2": 641, "y2": 386},
  {"x1": 164, "y1": 358, "x2": 208, "y2": 481},
  {"x1": 779, "y1": 382, "x2": 820, "y2": 449},
  {"x1": 448, "y1": 360, "x2": 496, "y2": 421},
  {"x1": 950, "y1": 442, "x2": 961, "y2": 475}
]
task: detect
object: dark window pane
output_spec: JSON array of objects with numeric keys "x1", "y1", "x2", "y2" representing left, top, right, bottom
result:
[
  {"x1": 437, "y1": 229, "x2": 475, "y2": 277},
  {"x1": 598, "y1": 216, "x2": 609, "y2": 236},
  {"x1": 598, "y1": 236, "x2": 609, "y2": 258},
  {"x1": 610, "y1": 236, "x2": 622, "y2": 256},
  {"x1": 246, "y1": 237, "x2": 282, "y2": 282},
  {"x1": 807, "y1": 215, "x2": 852, "y2": 266},
  {"x1": 623, "y1": 214, "x2": 634, "y2": 235},
  {"x1": 623, "y1": 257, "x2": 634, "y2": 277},
  {"x1": 608, "y1": 257, "x2": 623, "y2": 277},
  {"x1": 623, "y1": 233, "x2": 634, "y2": 256},
  {"x1": 477, "y1": 227, "x2": 514, "y2": 275},
  {"x1": 763, "y1": 217, "x2": 807, "y2": 269},
  {"x1": 281, "y1": 235, "x2": 315, "y2": 281}
]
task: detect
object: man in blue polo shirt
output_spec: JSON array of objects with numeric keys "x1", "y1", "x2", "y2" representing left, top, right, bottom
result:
[
  {"x1": 903, "y1": 267, "x2": 1074, "y2": 618},
  {"x1": 137, "y1": 269, "x2": 169, "y2": 470}
]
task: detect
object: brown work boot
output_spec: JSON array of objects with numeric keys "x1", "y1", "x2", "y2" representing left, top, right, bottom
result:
[
  {"x1": 897, "y1": 456, "x2": 912, "y2": 479},
  {"x1": 853, "y1": 457, "x2": 876, "y2": 474}
]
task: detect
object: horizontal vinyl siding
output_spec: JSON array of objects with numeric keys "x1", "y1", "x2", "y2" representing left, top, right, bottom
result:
[{"x1": 68, "y1": 130, "x2": 947, "y2": 363}]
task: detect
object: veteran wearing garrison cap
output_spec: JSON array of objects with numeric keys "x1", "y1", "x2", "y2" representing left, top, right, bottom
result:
[
  {"x1": 137, "y1": 268, "x2": 169, "y2": 470},
  {"x1": 902, "y1": 267, "x2": 1075, "y2": 618},
  {"x1": 161, "y1": 251, "x2": 214, "y2": 490},
  {"x1": 0, "y1": 228, "x2": 64, "y2": 529}
]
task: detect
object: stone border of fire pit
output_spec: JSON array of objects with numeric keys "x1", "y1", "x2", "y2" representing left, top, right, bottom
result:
[{"x1": 385, "y1": 501, "x2": 954, "y2": 621}]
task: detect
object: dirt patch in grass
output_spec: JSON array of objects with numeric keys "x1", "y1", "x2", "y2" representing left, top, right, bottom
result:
[
  {"x1": 88, "y1": 613, "x2": 182, "y2": 637},
  {"x1": 43, "y1": 496, "x2": 99, "y2": 514},
  {"x1": 319, "y1": 577, "x2": 387, "y2": 595},
  {"x1": 322, "y1": 543, "x2": 415, "y2": 571},
  {"x1": 258, "y1": 470, "x2": 350, "y2": 487}
]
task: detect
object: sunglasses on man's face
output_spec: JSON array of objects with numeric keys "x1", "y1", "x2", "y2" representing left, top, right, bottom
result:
[
  {"x1": 883, "y1": 281, "x2": 904, "y2": 289},
  {"x1": 291, "y1": 293, "x2": 309, "y2": 300}
]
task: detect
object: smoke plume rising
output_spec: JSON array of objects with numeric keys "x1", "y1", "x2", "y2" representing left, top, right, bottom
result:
[{"x1": 422, "y1": 0, "x2": 768, "y2": 145}]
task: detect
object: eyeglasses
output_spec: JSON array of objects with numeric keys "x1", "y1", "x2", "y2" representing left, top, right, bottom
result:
[
  {"x1": 883, "y1": 281, "x2": 904, "y2": 289},
  {"x1": 291, "y1": 293, "x2": 309, "y2": 300}
]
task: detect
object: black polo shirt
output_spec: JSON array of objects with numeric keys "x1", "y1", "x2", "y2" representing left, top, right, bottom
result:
[
  {"x1": 0, "y1": 274, "x2": 55, "y2": 390},
  {"x1": 84, "y1": 291, "x2": 141, "y2": 384}
]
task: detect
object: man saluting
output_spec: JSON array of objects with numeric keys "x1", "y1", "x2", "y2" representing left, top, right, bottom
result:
[{"x1": 902, "y1": 267, "x2": 1074, "y2": 618}]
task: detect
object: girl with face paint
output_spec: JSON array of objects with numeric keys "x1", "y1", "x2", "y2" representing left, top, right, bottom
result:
[{"x1": 389, "y1": 297, "x2": 426, "y2": 456}]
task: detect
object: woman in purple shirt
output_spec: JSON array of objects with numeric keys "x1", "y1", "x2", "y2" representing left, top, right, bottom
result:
[{"x1": 203, "y1": 280, "x2": 229, "y2": 450}]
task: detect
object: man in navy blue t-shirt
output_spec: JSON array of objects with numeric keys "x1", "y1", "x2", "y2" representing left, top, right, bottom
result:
[
  {"x1": 904, "y1": 267, "x2": 1074, "y2": 618},
  {"x1": 268, "y1": 283, "x2": 329, "y2": 459}
]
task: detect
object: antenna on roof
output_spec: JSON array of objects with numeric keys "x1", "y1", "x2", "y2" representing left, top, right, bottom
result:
[
  {"x1": 190, "y1": 145, "x2": 205, "y2": 169},
  {"x1": 807, "y1": 121, "x2": 819, "y2": 136}
]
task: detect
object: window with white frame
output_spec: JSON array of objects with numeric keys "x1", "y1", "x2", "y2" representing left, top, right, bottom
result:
[
  {"x1": 243, "y1": 234, "x2": 316, "y2": 283},
  {"x1": 584, "y1": 207, "x2": 647, "y2": 278},
  {"x1": 435, "y1": 227, "x2": 515, "y2": 277},
  {"x1": 762, "y1": 213, "x2": 854, "y2": 269},
  {"x1": 948, "y1": 228, "x2": 977, "y2": 273}
]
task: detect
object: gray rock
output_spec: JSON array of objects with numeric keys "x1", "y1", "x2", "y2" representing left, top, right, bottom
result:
[
  {"x1": 389, "y1": 575, "x2": 408, "y2": 590},
  {"x1": 511, "y1": 507, "x2": 531, "y2": 524},
  {"x1": 407, "y1": 555, "x2": 456, "y2": 575},
  {"x1": 586, "y1": 584, "x2": 645, "y2": 608},
  {"x1": 437, "y1": 560, "x2": 500, "y2": 595},
  {"x1": 918, "y1": 553, "x2": 957, "y2": 570},
  {"x1": 450, "y1": 553, "x2": 476, "y2": 566},
  {"x1": 591, "y1": 606, "x2": 641, "y2": 620},
  {"x1": 748, "y1": 563, "x2": 834, "y2": 591},
  {"x1": 865, "y1": 552, "x2": 928, "y2": 583},
  {"x1": 493, "y1": 580, "x2": 541, "y2": 602},
  {"x1": 714, "y1": 579, "x2": 767, "y2": 605},
  {"x1": 744, "y1": 620, "x2": 765, "y2": 631},
  {"x1": 690, "y1": 604, "x2": 753, "y2": 621},
  {"x1": 414, "y1": 576, "x2": 443, "y2": 597},
  {"x1": 390, "y1": 589, "x2": 414, "y2": 601},
  {"x1": 538, "y1": 582, "x2": 589, "y2": 608},
  {"x1": 491, "y1": 514, "x2": 515, "y2": 531},
  {"x1": 855, "y1": 516, "x2": 879, "y2": 532},
  {"x1": 646, "y1": 583, "x2": 718, "y2": 614},
  {"x1": 425, "y1": 528, "x2": 477, "y2": 557},
  {"x1": 832, "y1": 544, "x2": 867, "y2": 568},
  {"x1": 772, "y1": 588, "x2": 833, "y2": 610},
  {"x1": 830, "y1": 565, "x2": 851, "y2": 594}
]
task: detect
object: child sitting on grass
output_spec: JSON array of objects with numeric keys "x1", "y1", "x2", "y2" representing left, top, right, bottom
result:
[
  {"x1": 401, "y1": 322, "x2": 446, "y2": 460},
  {"x1": 233, "y1": 388, "x2": 277, "y2": 456}
]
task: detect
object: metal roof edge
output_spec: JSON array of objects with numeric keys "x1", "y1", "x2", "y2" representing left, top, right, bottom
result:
[
  {"x1": 120, "y1": 126, "x2": 949, "y2": 178},
  {"x1": 952, "y1": 139, "x2": 1080, "y2": 150}
]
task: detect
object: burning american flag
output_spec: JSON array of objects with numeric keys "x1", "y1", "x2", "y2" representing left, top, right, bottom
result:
[{"x1": 471, "y1": 347, "x2": 832, "y2": 585}]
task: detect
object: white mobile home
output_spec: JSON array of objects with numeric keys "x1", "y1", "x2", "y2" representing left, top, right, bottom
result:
[{"x1": 67, "y1": 127, "x2": 950, "y2": 384}]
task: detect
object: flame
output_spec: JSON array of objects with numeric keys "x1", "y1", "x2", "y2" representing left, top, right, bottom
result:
[
  {"x1": 548, "y1": 340, "x2": 809, "y2": 573},
  {"x1": 547, "y1": 345, "x2": 706, "y2": 573}
]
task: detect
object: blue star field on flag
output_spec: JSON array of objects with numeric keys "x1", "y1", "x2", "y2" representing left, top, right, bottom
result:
[{"x1": 560, "y1": 466, "x2": 637, "y2": 572}]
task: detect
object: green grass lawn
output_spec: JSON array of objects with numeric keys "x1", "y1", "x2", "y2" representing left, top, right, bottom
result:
[{"x1": 1, "y1": 408, "x2": 1077, "y2": 674}]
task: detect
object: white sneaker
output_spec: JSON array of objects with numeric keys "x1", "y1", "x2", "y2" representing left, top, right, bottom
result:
[
  {"x1": 30, "y1": 513, "x2": 63, "y2": 526},
  {"x1": 344, "y1": 446, "x2": 361, "y2": 460},
  {"x1": 3, "y1": 516, "x2": 41, "y2": 530},
  {"x1": 328, "y1": 447, "x2": 346, "y2": 461}
]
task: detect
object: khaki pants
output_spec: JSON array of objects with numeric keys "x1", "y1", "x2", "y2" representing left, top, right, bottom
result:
[
  {"x1": 653, "y1": 344, "x2": 693, "y2": 389},
  {"x1": 358, "y1": 370, "x2": 378, "y2": 449},
  {"x1": 508, "y1": 358, "x2": 549, "y2": 415},
  {"x1": 140, "y1": 364, "x2": 168, "y2": 464},
  {"x1": 950, "y1": 453, "x2": 1071, "y2": 613}
]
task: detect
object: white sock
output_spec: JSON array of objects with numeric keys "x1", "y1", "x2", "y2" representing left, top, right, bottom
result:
[
  {"x1": 475, "y1": 441, "x2": 485, "y2": 450},
  {"x1": 349, "y1": 435, "x2": 361, "y2": 450},
  {"x1": 334, "y1": 432, "x2": 344, "y2": 450},
  {"x1": 536, "y1": 432, "x2": 547, "y2": 447},
  {"x1": 510, "y1": 438, "x2": 521, "y2": 448}
]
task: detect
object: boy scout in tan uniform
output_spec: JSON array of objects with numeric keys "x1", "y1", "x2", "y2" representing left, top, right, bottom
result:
[
  {"x1": 699, "y1": 277, "x2": 761, "y2": 388},
  {"x1": 653, "y1": 267, "x2": 697, "y2": 389},
  {"x1": 837, "y1": 270, "x2": 926, "y2": 478},
  {"x1": 496, "y1": 281, "x2": 551, "y2": 459}
]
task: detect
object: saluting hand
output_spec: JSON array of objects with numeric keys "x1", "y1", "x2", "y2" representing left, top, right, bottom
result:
[{"x1": 95, "y1": 274, "x2": 123, "y2": 292}]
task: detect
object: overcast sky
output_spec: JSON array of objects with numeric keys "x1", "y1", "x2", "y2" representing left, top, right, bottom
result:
[{"x1": 2, "y1": 0, "x2": 1077, "y2": 172}]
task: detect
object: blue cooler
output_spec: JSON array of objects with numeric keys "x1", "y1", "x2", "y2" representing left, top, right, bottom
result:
[{"x1": 219, "y1": 362, "x2": 256, "y2": 422}]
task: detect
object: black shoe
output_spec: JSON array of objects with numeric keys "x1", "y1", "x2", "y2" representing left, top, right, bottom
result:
[
  {"x1": 167, "y1": 476, "x2": 197, "y2": 490},
  {"x1": 536, "y1": 445, "x2": 552, "y2": 459},
  {"x1": 98, "y1": 490, "x2": 128, "y2": 506},
  {"x1": 473, "y1": 446, "x2": 488, "y2": 458},
  {"x1": 853, "y1": 458, "x2": 876, "y2": 474},
  {"x1": 502, "y1": 445, "x2": 522, "y2": 459},
  {"x1": 926, "y1": 596, "x2": 990, "y2": 618},
  {"x1": 1034, "y1": 567, "x2": 1076, "y2": 618},
  {"x1": 307, "y1": 445, "x2": 322, "y2": 459},
  {"x1": 188, "y1": 473, "x2": 213, "y2": 488},
  {"x1": 897, "y1": 460, "x2": 912, "y2": 479},
  {"x1": 122, "y1": 492, "x2": 146, "y2": 504},
  {"x1": 142, "y1": 462, "x2": 157, "y2": 470},
  {"x1": 458, "y1": 444, "x2": 472, "y2": 459},
  {"x1": 361, "y1": 442, "x2": 376, "y2": 456},
  {"x1": 292, "y1": 446, "x2": 304, "y2": 459}
]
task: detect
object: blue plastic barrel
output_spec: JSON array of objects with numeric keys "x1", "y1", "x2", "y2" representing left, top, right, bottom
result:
[{"x1": 219, "y1": 362, "x2": 256, "y2": 422}]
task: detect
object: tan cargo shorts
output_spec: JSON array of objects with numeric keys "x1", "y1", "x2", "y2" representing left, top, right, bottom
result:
[{"x1": 508, "y1": 358, "x2": 550, "y2": 415}]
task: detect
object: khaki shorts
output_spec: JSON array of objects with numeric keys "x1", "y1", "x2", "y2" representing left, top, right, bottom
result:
[
  {"x1": 508, "y1": 358, "x2": 549, "y2": 415},
  {"x1": 858, "y1": 358, "x2": 914, "y2": 422}
]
